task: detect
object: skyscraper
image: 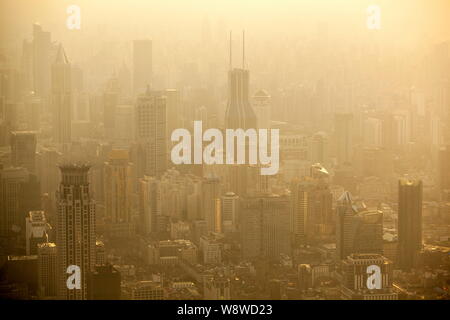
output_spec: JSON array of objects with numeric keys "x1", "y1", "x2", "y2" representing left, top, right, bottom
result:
[
  {"x1": 135, "y1": 88, "x2": 167, "y2": 178},
  {"x1": 56, "y1": 165, "x2": 96, "y2": 300},
  {"x1": 103, "y1": 75, "x2": 120, "y2": 139},
  {"x1": 202, "y1": 177, "x2": 222, "y2": 233},
  {"x1": 336, "y1": 191, "x2": 383, "y2": 261},
  {"x1": 51, "y1": 44, "x2": 72, "y2": 144},
  {"x1": 133, "y1": 39, "x2": 152, "y2": 94},
  {"x1": 221, "y1": 192, "x2": 239, "y2": 233},
  {"x1": 10, "y1": 131, "x2": 37, "y2": 174},
  {"x1": 25, "y1": 211, "x2": 49, "y2": 255},
  {"x1": 37, "y1": 242, "x2": 57, "y2": 298},
  {"x1": 398, "y1": 179, "x2": 423, "y2": 271},
  {"x1": 104, "y1": 149, "x2": 133, "y2": 237},
  {"x1": 225, "y1": 67, "x2": 257, "y2": 130},
  {"x1": 0, "y1": 167, "x2": 41, "y2": 240},
  {"x1": 252, "y1": 89, "x2": 271, "y2": 129},
  {"x1": 438, "y1": 145, "x2": 450, "y2": 200}
]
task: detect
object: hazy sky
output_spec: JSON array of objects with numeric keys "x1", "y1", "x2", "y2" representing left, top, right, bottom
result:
[{"x1": 1, "y1": 0, "x2": 449, "y2": 46}]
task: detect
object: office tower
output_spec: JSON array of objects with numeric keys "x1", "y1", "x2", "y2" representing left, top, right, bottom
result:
[
  {"x1": 203, "y1": 275, "x2": 231, "y2": 300},
  {"x1": 252, "y1": 89, "x2": 271, "y2": 129},
  {"x1": 241, "y1": 194, "x2": 291, "y2": 260},
  {"x1": 221, "y1": 192, "x2": 239, "y2": 233},
  {"x1": 341, "y1": 254, "x2": 397, "y2": 300},
  {"x1": 439, "y1": 145, "x2": 450, "y2": 200},
  {"x1": 10, "y1": 131, "x2": 37, "y2": 174},
  {"x1": 0, "y1": 167, "x2": 41, "y2": 239},
  {"x1": 133, "y1": 39, "x2": 152, "y2": 94},
  {"x1": 200, "y1": 234, "x2": 222, "y2": 264},
  {"x1": 398, "y1": 179, "x2": 423, "y2": 271},
  {"x1": 135, "y1": 89, "x2": 167, "y2": 178},
  {"x1": 87, "y1": 264, "x2": 121, "y2": 300},
  {"x1": 336, "y1": 191, "x2": 383, "y2": 261},
  {"x1": 32, "y1": 24, "x2": 51, "y2": 97},
  {"x1": 25, "y1": 211, "x2": 49, "y2": 255},
  {"x1": 334, "y1": 113, "x2": 353, "y2": 164},
  {"x1": 51, "y1": 44, "x2": 72, "y2": 144},
  {"x1": 336, "y1": 191, "x2": 357, "y2": 261},
  {"x1": 139, "y1": 175, "x2": 161, "y2": 235},
  {"x1": 352, "y1": 210, "x2": 383, "y2": 255},
  {"x1": 95, "y1": 240, "x2": 105, "y2": 265},
  {"x1": 56, "y1": 165, "x2": 96, "y2": 300},
  {"x1": 292, "y1": 169, "x2": 333, "y2": 245},
  {"x1": 292, "y1": 181, "x2": 309, "y2": 246},
  {"x1": 103, "y1": 76, "x2": 119, "y2": 139},
  {"x1": 37, "y1": 242, "x2": 57, "y2": 298},
  {"x1": 261, "y1": 195, "x2": 292, "y2": 260},
  {"x1": 104, "y1": 150, "x2": 133, "y2": 237},
  {"x1": 202, "y1": 177, "x2": 221, "y2": 233},
  {"x1": 225, "y1": 67, "x2": 257, "y2": 129}
]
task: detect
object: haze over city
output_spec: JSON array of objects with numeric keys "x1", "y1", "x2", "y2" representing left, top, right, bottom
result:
[{"x1": 0, "y1": 0, "x2": 449, "y2": 301}]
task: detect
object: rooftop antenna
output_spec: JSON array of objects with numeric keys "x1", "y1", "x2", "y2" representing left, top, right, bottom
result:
[
  {"x1": 242, "y1": 29, "x2": 245, "y2": 69},
  {"x1": 229, "y1": 30, "x2": 232, "y2": 70}
]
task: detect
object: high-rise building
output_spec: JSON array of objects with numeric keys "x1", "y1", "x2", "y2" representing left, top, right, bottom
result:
[
  {"x1": 241, "y1": 194, "x2": 291, "y2": 260},
  {"x1": 341, "y1": 254, "x2": 397, "y2": 300},
  {"x1": 87, "y1": 264, "x2": 121, "y2": 300},
  {"x1": 202, "y1": 177, "x2": 222, "y2": 233},
  {"x1": 104, "y1": 149, "x2": 133, "y2": 237},
  {"x1": 225, "y1": 68, "x2": 257, "y2": 130},
  {"x1": 398, "y1": 179, "x2": 423, "y2": 271},
  {"x1": 51, "y1": 44, "x2": 72, "y2": 144},
  {"x1": 56, "y1": 165, "x2": 96, "y2": 300},
  {"x1": 135, "y1": 89, "x2": 167, "y2": 178},
  {"x1": 0, "y1": 167, "x2": 41, "y2": 239},
  {"x1": 37, "y1": 242, "x2": 57, "y2": 298},
  {"x1": 336, "y1": 191, "x2": 383, "y2": 261},
  {"x1": 10, "y1": 131, "x2": 37, "y2": 174},
  {"x1": 133, "y1": 39, "x2": 152, "y2": 94},
  {"x1": 221, "y1": 192, "x2": 239, "y2": 233},
  {"x1": 25, "y1": 211, "x2": 49, "y2": 255}
]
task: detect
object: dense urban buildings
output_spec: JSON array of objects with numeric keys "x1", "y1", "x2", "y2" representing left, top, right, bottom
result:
[{"x1": 0, "y1": 0, "x2": 448, "y2": 301}]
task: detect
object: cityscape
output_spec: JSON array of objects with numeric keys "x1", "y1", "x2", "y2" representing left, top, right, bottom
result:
[{"x1": 0, "y1": 0, "x2": 449, "y2": 301}]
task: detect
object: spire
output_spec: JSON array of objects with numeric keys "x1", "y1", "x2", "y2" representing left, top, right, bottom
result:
[{"x1": 55, "y1": 43, "x2": 69, "y2": 64}]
